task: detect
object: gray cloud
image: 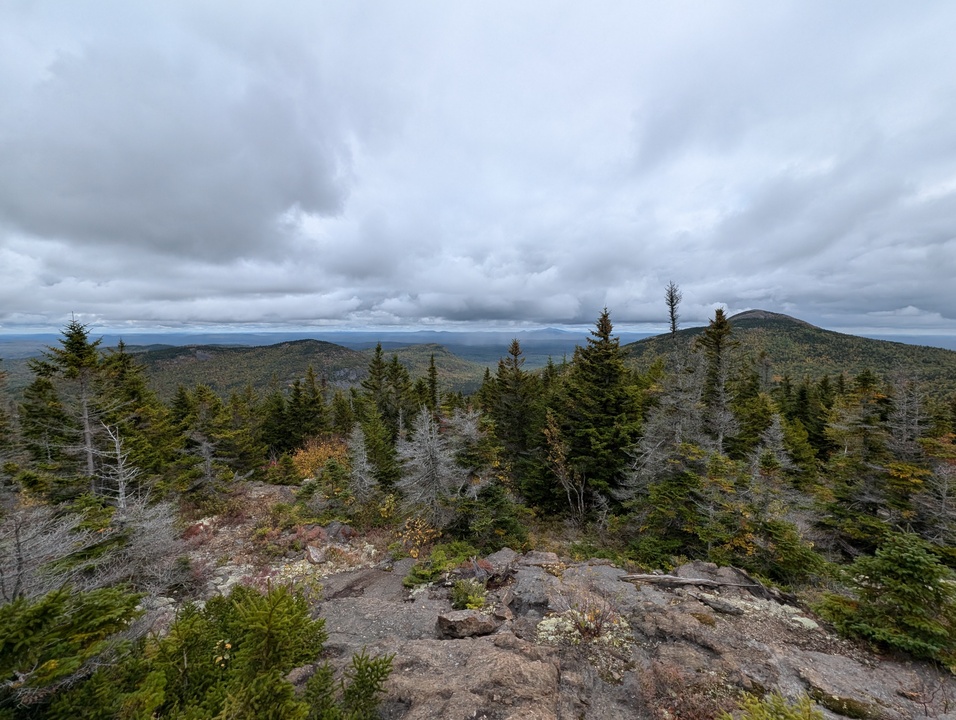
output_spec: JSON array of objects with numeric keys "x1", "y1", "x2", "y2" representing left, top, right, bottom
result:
[{"x1": 1, "y1": 1, "x2": 955, "y2": 337}]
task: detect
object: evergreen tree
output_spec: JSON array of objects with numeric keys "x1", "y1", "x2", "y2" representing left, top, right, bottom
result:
[
  {"x1": 360, "y1": 343, "x2": 387, "y2": 403},
  {"x1": 427, "y1": 354, "x2": 439, "y2": 414},
  {"x1": 98, "y1": 341, "x2": 179, "y2": 483},
  {"x1": 287, "y1": 366, "x2": 328, "y2": 447},
  {"x1": 383, "y1": 354, "x2": 416, "y2": 439},
  {"x1": 695, "y1": 308, "x2": 738, "y2": 453},
  {"x1": 819, "y1": 532, "x2": 956, "y2": 664},
  {"x1": 19, "y1": 375, "x2": 71, "y2": 471},
  {"x1": 220, "y1": 386, "x2": 267, "y2": 478},
  {"x1": 819, "y1": 373, "x2": 895, "y2": 556},
  {"x1": 259, "y1": 385, "x2": 288, "y2": 456},
  {"x1": 357, "y1": 410, "x2": 401, "y2": 487},
  {"x1": 489, "y1": 340, "x2": 542, "y2": 492},
  {"x1": 360, "y1": 346, "x2": 416, "y2": 443},
  {"x1": 176, "y1": 384, "x2": 234, "y2": 493},
  {"x1": 329, "y1": 390, "x2": 357, "y2": 437},
  {"x1": 665, "y1": 281, "x2": 682, "y2": 339},
  {"x1": 27, "y1": 320, "x2": 107, "y2": 486},
  {"x1": 0, "y1": 361, "x2": 15, "y2": 472},
  {"x1": 553, "y1": 309, "x2": 641, "y2": 509}
]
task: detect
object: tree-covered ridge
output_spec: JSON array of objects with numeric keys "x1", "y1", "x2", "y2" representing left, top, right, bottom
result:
[
  {"x1": 135, "y1": 340, "x2": 487, "y2": 400},
  {"x1": 626, "y1": 310, "x2": 956, "y2": 399},
  {"x1": 136, "y1": 340, "x2": 368, "y2": 400}
]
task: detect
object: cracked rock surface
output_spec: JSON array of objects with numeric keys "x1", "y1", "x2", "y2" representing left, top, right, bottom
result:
[{"x1": 306, "y1": 553, "x2": 956, "y2": 720}]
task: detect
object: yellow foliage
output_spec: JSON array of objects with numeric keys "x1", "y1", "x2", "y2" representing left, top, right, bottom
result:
[
  {"x1": 399, "y1": 516, "x2": 440, "y2": 558},
  {"x1": 292, "y1": 437, "x2": 349, "y2": 479}
]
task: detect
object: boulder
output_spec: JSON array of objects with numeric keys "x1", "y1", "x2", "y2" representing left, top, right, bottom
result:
[{"x1": 437, "y1": 610, "x2": 503, "y2": 638}]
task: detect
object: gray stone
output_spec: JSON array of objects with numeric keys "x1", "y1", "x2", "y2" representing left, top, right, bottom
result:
[
  {"x1": 437, "y1": 610, "x2": 503, "y2": 638},
  {"x1": 484, "y1": 546, "x2": 519, "y2": 575}
]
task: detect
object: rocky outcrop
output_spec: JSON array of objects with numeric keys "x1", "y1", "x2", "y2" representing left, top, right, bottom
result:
[{"x1": 310, "y1": 552, "x2": 956, "y2": 720}]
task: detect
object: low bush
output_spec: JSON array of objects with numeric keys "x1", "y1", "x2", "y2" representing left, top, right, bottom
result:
[
  {"x1": 817, "y1": 532, "x2": 956, "y2": 667},
  {"x1": 402, "y1": 541, "x2": 479, "y2": 587},
  {"x1": 451, "y1": 578, "x2": 487, "y2": 610},
  {"x1": 37, "y1": 584, "x2": 392, "y2": 720},
  {"x1": 721, "y1": 693, "x2": 823, "y2": 720}
]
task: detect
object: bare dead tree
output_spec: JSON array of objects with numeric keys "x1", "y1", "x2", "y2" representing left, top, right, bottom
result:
[
  {"x1": 108, "y1": 497, "x2": 185, "y2": 596},
  {"x1": 887, "y1": 374, "x2": 927, "y2": 462},
  {"x1": 1, "y1": 492, "x2": 185, "y2": 605},
  {"x1": 396, "y1": 410, "x2": 471, "y2": 525},
  {"x1": 347, "y1": 424, "x2": 379, "y2": 505},
  {"x1": 618, "y1": 352, "x2": 706, "y2": 503},
  {"x1": 0, "y1": 502, "x2": 104, "y2": 602},
  {"x1": 915, "y1": 462, "x2": 956, "y2": 547},
  {"x1": 96, "y1": 423, "x2": 142, "y2": 510}
]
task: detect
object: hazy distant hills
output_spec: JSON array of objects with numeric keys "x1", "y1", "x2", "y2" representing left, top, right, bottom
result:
[
  {"x1": 0, "y1": 328, "x2": 633, "y2": 399},
  {"x1": 625, "y1": 310, "x2": 956, "y2": 398},
  {"x1": 2, "y1": 311, "x2": 955, "y2": 400},
  {"x1": 136, "y1": 340, "x2": 367, "y2": 399},
  {"x1": 136, "y1": 333, "x2": 598, "y2": 399},
  {"x1": 136, "y1": 340, "x2": 497, "y2": 399}
]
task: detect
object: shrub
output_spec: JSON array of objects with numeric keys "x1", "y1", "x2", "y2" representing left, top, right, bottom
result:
[
  {"x1": 43, "y1": 585, "x2": 392, "y2": 720},
  {"x1": 721, "y1": 693, "x2": 823, "y2": 720},
  {"x1": 0, "y1": 586, "x2": 143, "y2": 709},
  {"x1": 292, "y1": 437, "x2": 349, "y2": 481},
  {"x1": 451, "y1": 579, "x2": 487, "y2": 610},
  {"x1": 303, "y1": 649, "x2": 394, "y2": 720},
  {"x1": 402, "y1": 541, "x2": 479, "y2": 587},
  {"x1": 817, "y1": 532, "x2": 956, "y2": 666},
  {"x1": 536, "y1": 582, "x2": 634, "y2": 681},
  {"x1": 444, "y1": 481, "x2": 531, "y2": 552}
]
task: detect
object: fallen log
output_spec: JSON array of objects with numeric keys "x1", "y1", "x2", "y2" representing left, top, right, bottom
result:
[
  {"x1": 620, "y1": 574, "x2": 758, "y2": 588},
  {"x1": 620, "y1": 573, "x2": 797, "y2": 605}
]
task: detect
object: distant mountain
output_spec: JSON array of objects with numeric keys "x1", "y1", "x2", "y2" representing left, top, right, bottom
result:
[
  {"x1": 0, "y1": 330, "x2": 598, "y2": 399},
  {"x1": 135, "y1": 339, "x2": 492, "y2": 400},
  {"x1": 625, "y1": 309, "x2": 956, "y2": 398},
  {"x1": 133, "y1": 339, "x2": 362, "y2": 399},
  {"x1": 5, "y1": 313, "x2": 954, "y2": 401}
]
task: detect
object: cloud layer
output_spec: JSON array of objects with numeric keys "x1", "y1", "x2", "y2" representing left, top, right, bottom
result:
[{"x1": 2, "y1": 2, "x2": 955, "y2": 335}]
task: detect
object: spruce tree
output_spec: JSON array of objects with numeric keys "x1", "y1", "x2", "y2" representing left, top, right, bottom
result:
[
  {"x1": 19, "y1": 375, "x2": 71, "y2": 471},
  {"x1": 695, "y1": 308, "x2": 738, "y2": 453},
  {"x1": 819, "y1": 532, "x2": 956, "y2": 664},
  {"x1": 490, "y1": 340, "x2": 541, "y2": 489},
  {"x1": 29, "y1": 319, "x2": 106, "y2": 486},
  {"x1": 99, "y1": 341, "x2": 179, "y2": 483},
  {"x1": 554, "y1": 309, "x2": 641, "y2": 509},
  {"x1": 665, "y1": 281, "x2": 682, "y2": 339}
]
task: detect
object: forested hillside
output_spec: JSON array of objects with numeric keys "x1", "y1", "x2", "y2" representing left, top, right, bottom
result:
[
  {"x1": 627, "y1": 309, "x2": 956, "y2": 398},
  {"x1": 1, "y1": 309, "x2": 955, "y2": 718},
  {"x1": 137, "y1": 339, "x2": 367, "y2": 399}
]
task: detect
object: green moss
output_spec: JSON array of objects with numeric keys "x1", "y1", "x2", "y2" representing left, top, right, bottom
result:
[{"x1": 808, "y1": 689, "x2": 879, "y2": 719}]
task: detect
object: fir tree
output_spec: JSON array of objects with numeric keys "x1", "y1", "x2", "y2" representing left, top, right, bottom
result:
[
  {"x1": 27, "y1": 319, "x2": 107, "y2": 486},
  {"x1": 553, "y1": 309, "x2": 641, "y2": 509},
  {"x1": 695, "y1": 308, "x2": 738, "y2": 453},
  {"x1": 490, "y1": 340, "x2": 542, "y2": 491}
]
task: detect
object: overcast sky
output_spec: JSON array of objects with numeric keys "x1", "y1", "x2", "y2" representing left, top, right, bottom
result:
[{"x1": 1, "y1": 2, "x2": 955, "y2": 338}]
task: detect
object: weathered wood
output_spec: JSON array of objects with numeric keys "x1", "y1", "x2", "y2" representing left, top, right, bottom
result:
[
  {"x1": 621, "y1": 573, "x2": 798, "y2": 605},
  {"x1": 620, "y1": 574, "x2": 758, "y2": 589}
]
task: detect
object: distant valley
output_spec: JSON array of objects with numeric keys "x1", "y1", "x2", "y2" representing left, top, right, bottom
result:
[{"x1": 2, "y1": 312, "x2": 956, "y2": 400}]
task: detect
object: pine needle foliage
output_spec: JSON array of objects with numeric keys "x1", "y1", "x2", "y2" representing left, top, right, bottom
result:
[
  {"x1": 721, "y1": 692, "x2": 823, "y2": 720},
  {"x1": 818, "y1": 532, "x2": 956, "y2": 666},
  {"x1": 35, "y1": 585, "x2": 392, "y2": 720}
]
